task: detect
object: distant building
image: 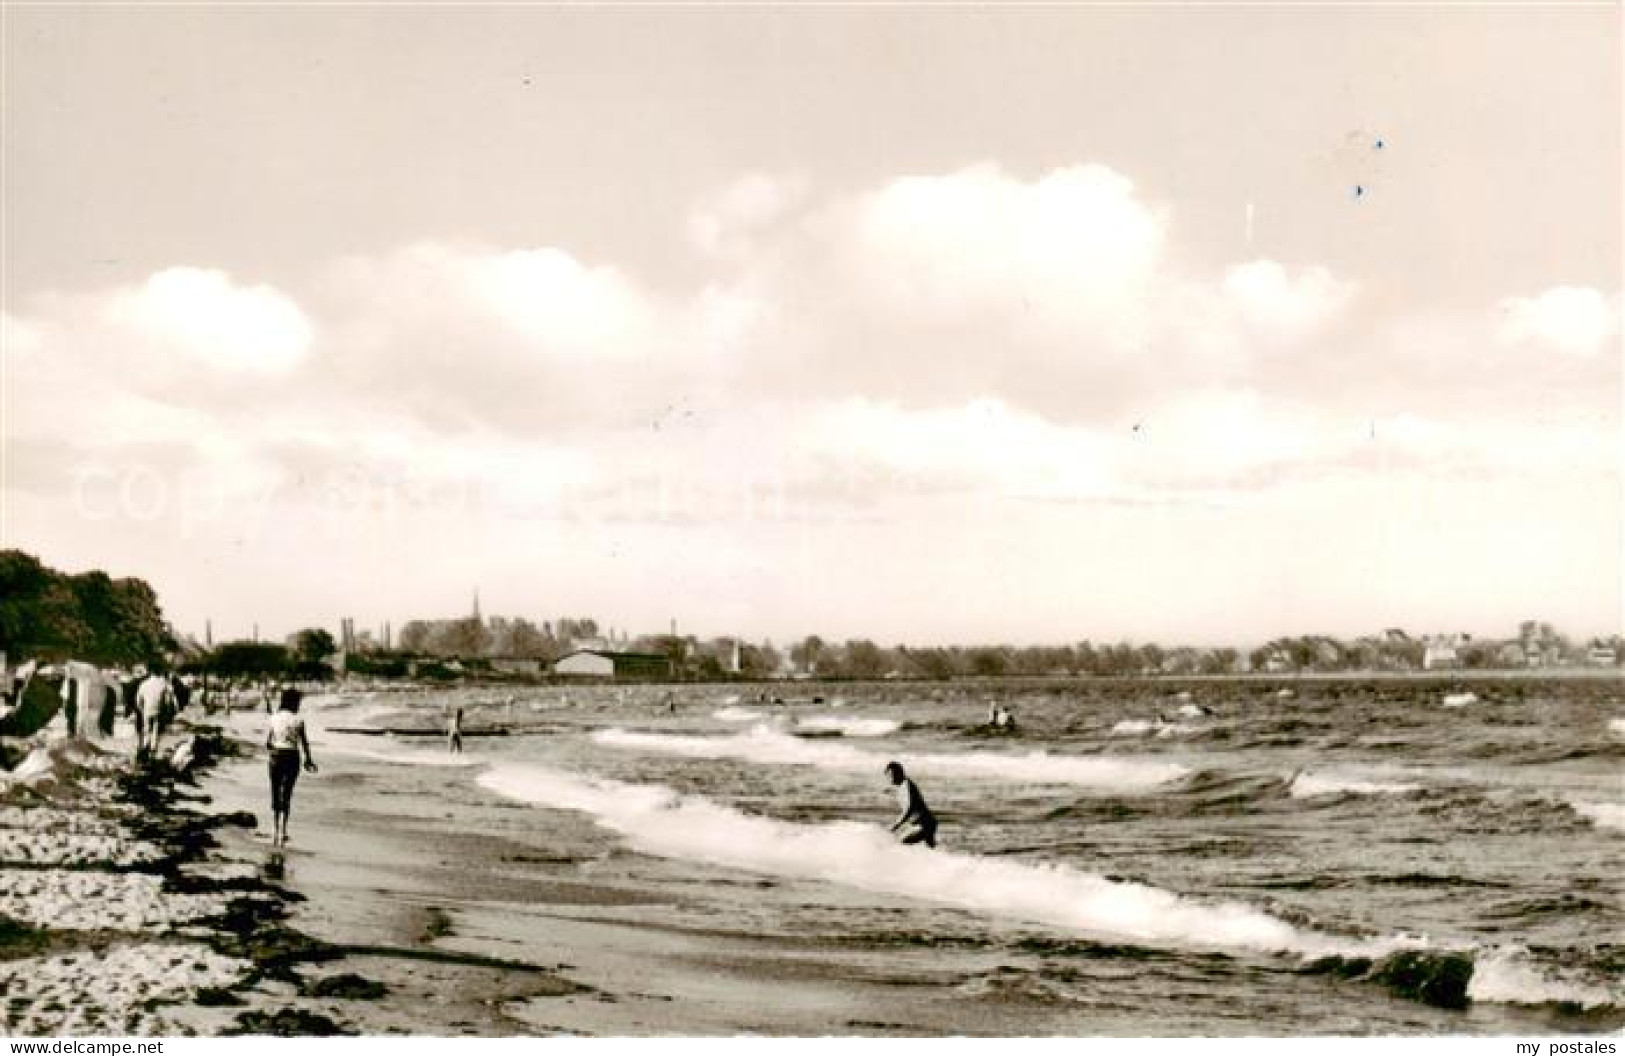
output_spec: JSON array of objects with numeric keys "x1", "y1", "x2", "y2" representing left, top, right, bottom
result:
[
  {"x1": 1587, "y1": 642, "x2": 1618, "y2": 666},
  {"x1": 1422, "y1": 634, "x2": 1465, "y2": 670},
  {"x1": 1496, "y1": 642, "x2": 1527, "y2": 668},
  {"x1": 490, "y1": 657, "x2": 544, "y2": 676},
  {"x1": 553, "y1": 650, "x2": 672, "y2": 680}
]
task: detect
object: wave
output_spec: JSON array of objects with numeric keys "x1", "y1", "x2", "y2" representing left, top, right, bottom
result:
[
  {"x1": 1441, "y1": 692, "x2": 1478, "y2": 708},
  {"x1": 1110, "y1": 719, "x2": 1193, "y2": 739},
  {"x1": 1609, "y1": 718, "x2": 1625, "y2": 739},
  {"x1": 1467, "y1": 947, "x2": 1620, "y2": 1009},
  {"x1": 476, "y1": 764, "x2": 1383, "y2": 960},
  {"x1": 1290, "y1": 771, "x2": 1423, "y2": 799},
  {"x1": 318, "y1": 731, "x2": 485, "y2": 768},
  {"x1": 1567, "y1": 799, "x2": 1625, "y2": 833},
  {"x1": 797, "y1": 715, "x2": 900, "y2": 738},
  {"x1": 713, "y1": 707, "x2": 767, "y2": 722},
  {"x1": 594, "y1": 725, "x2": 1186, "y2": 789}
]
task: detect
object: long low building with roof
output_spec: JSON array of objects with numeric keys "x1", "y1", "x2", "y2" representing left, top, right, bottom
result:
[{"x1": 552, "y1": 649, "x2": 672, "y2": 680}]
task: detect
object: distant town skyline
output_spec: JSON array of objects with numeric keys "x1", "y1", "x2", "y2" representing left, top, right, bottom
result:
[{"x1": 4, "y1": 7, "x2": 1620, "y2": 646}]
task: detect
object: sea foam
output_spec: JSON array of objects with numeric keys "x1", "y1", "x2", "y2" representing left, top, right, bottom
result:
[
  {"x1": 595, "y1": 725, "x2": 1185, "y2": 789},
  {"x1": 1568, "y1": 799, "x2": 1625, "y2": 833},
  {"x1": 477, "y1": 764, "x2": 1374, "y2": 959},
  {"x1": 318, "y1": 731, "x2": 484, "y2": 768},
  {"x1": 713, "y1": 707, "x2": 766, "y2": 722},
  {"x1": 797, "y1": 715, "x2": 900, "y2": 738},
  {"x1": 1290, "y1": 771, "x2": 1422, "y2": 799},
  {"x1": 1467, "y1": 946, "x2": 1620, "y2": 1009}
]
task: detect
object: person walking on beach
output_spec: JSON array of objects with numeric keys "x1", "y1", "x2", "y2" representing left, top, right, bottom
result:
[
  {"x1": 884, "y1": 761, "x2": 938, "y2": 849},
  {"x1": 135, "y1": 668, "x2": 175, "y2": 760},
  {"x1": 447, "y1": 707, "x2": 464, "y2": 754},
  {"x1": 266, "y1": 687, "x2": 317, "y2": 847}
]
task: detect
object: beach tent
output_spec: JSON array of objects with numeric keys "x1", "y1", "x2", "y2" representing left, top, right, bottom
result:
[{"x1": 61, "y1": 662, "x2": 120, "y2": 741}]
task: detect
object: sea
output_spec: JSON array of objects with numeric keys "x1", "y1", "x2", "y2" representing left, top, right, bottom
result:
[{"x1": 298, "y1": 675, "x2": 1623, "y2": 1035}]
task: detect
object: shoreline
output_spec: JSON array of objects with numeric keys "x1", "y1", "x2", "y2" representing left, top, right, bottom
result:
[
  {"x1": 188, "y1": 720, "x2": 1029, "y2": 1036},
  {"x1": 6, "y1": 683, "x2": 1621, "y2": 1036}
]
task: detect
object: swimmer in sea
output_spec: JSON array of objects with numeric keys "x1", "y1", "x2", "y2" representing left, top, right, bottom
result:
[{"x1": 884, "y1": 761, "x2": 938, "y2": 849}]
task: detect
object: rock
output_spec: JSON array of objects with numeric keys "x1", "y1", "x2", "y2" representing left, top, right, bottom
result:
[
  {"x1": 303, "y1": 973, "x2": 388, "y2": 1000},
  {"x1": 170, "y1": 737, "x2": 197, "y2": 772},
  {"x1": 1365, "y1": 950, "x2": 1474, "y2": 1010},
  {"x1": 227, "y1": 1007, "x2": 354, "y2": 1036}
]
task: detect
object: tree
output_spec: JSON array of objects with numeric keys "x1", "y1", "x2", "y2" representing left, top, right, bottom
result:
[
  {"x1": 290, "y1": 628, "x2": 338, "y2": 666},
  {"x1": 209, "y1": 641, "x2": 289, "y2": 678},
  {"x1": 790, "y1": 635, "x2": 826, "y2": 675},
  {"x1": 967, "y1": 646, "x2": 1009, "y2": 678},
  {"x1": 397, "y1": 621, "x2": 433, "y2": 654},
  {"x1": 0, "y1": 550, "x2": 173, "y2": 665},
  {"x1": 843, "y1": 640, "x2": 888, "y2": 679}
]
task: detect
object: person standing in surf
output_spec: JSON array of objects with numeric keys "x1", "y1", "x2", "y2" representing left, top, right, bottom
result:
[
  {"x1": 266, "y1": 686, "x2": 318, "y2": 847},
  {"x1": 447, "y1": 707, "x2": 464, "y2": 754},
  {"x1": 884, "y1": 761, "x2": 938, "y2": 849}
]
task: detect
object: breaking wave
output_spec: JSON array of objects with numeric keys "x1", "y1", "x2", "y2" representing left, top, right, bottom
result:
[
  {"x1": 797, "y1": 715, "x2": 900, "y2": 738},
  {"x1": 594, "y1": 725, "x2": 1186, "y2": 789},
  {"x1": 477, "y1": 763, "x2": 1378, "y2": 959},
  {"x1": 1290, "y1": 771, "x2": 1423, "y2": 799},
  {"x1": 1567, "y1": 799, "x2": 1625, "y2": 833},
  {"x1": 1467, "y1": 946, "x2": 1620, "y2": 1009}
]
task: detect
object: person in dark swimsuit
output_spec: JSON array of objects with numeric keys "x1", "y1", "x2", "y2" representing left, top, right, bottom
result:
[{"x1": 885, "y1": 761, "x2": 938, "y2": 849}]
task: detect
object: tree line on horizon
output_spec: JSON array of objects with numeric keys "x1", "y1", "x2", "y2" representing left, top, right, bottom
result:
[
  {"x1": 4, "y1": 550, "x2": 1616, "y2": 680},
  {"x1": 357, "y1": 620, "x2": 1622, "y2": 679}
]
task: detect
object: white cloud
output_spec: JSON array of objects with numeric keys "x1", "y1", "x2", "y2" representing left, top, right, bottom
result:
[
  {"x1": 330, "y1": 242, "x2": 661, "y2": 364},
  {"x1": 1496, "y1": 286, "x2": 1620, "y2": 358},
  {"x1": 102, "y1": 267, "x2": 312, "y2": 373},
  {"x1": 5, "y1": 164, "x2": 1613, "y2": 553},
  {"x1": 689, "y1": 172, "x2": 809, "y2": 260},
  {"x1": 845, "y1": 163, "x2": 1166, "y2": 346},
  {"x1": 1222, "y1": 260, "x2": 1355, "y2": 340},
  {"x1": 802, "y1": 397, "x2": 1119, "y2": 500}
]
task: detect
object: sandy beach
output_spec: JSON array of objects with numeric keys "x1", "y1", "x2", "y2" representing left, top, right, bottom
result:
[
  {"x1": 189, "y1": 708, "x2": 1036, "y2": 1036},
  {"x1": 2, "y1": 699, "x2": 1007, "y2": 1037}
]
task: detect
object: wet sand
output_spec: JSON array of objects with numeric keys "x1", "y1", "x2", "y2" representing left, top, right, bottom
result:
[{"x1": 197, "y1": 743, "x2": 1012, "y2": 1036}]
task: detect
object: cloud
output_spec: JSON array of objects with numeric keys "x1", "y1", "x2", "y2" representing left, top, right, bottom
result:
[
  {"x1": 5, "y1": 163, "x2": 1614, "y2": 544},
  {"x1": 327, "y1": 241, "x2": 663, "y2": 364},
  {"x1": 688, "y1": 172, "x2": 809, "y2": 260},
  {"x1": 1496, "y1": 286, "x2": 1620, "y2": 358},
  {"x1": 102, "y1": 267, "x2": 312, "y2": 373},
  {"x1": 844, "y1": 163, "x2": 1166, "y2": 347},
  {"x1": 801, "y1": 397, "x2": 1119, "y2": 501},
  {"x1": 1221, "y1": 260, "x2": 1356, "y2": 340}
]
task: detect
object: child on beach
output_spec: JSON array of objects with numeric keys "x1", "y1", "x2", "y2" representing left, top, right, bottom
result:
[
  {"x1": 447, "y1": 707, "x2": 464, "y2": 754},
  {"x1": 266, "y1": 687, "x2": 317, "y2": 847},
  {"x1": 884, "y1": 761, "x2": 938, "y2": 849}
]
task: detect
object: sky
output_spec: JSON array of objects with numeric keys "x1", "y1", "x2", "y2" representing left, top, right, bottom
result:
[{"x1": 2, "y1": 5, "x2": 1620, "y2": 648}]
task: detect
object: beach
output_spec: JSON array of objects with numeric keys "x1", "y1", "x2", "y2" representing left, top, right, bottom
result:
[{"x1": 4, "y1": 676, "x2": 1623, "y2": 1036}]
